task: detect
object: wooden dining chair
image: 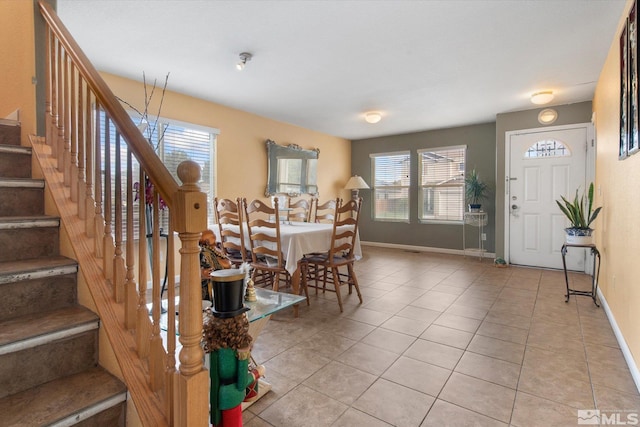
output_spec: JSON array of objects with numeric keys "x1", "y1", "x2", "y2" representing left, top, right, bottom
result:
[
  {"x1": 288, "y1": 197, "x2": 311, "y2": 222},
  {"x1": 313, "y1": 198, "x2": 337, "y2": 223},
  {"x1": 242, "y1": 199, "x2": 308, "y2": 305},
  {"x1": 214, "y1": 197, "x2": 247, "y2": 267},
  {"x1": 303, "y1": 197, "x2": 363, "y2": 312}
]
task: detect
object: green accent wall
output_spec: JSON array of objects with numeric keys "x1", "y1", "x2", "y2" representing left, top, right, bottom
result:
[{"x1": 351, "y1": 122, "x2": 496, "y2": 253}]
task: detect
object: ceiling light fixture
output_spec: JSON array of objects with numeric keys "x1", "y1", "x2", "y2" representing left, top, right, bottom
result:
[
  {"x1": 538, "y1": 108, "x2": 558, "y2": 125},
  {"x1": 236, "y1": 52, "x2": 252, "y2": 70},
  {"x1": 365, "y1": 112, "x2": 382, "y2": 124},
  {"x1": 530, "y1": 91, "x2": 554, "y2": 105}
]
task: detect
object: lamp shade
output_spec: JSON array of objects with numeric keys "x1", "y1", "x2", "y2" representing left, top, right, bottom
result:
[{"x1": 344, "y1": 175, "x2": 370, "y2": 190}]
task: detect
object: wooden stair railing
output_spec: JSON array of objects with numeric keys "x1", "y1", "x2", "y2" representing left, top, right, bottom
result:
[{"x1": 37, "y1": 1, "x2": 209, "y2": 425}]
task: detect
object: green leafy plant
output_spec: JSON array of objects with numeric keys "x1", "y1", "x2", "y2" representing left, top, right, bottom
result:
[
  {"x1": 465, "y1": 169, "x2": 489, "y2": 205},
  {"x1": 555, "y1": 182, "x2": 602, "y2": 230}
]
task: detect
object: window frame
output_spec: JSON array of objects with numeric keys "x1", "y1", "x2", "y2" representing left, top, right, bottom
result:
[
  {"x1": 370, "y1": 150, "x2": 411, "y2": 223},
  {"x1": 417, "y1": 145, "x2": 467, "y2": 224}
]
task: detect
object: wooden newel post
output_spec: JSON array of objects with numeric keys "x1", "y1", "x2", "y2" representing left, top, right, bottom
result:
[{"x1": 174, "y1": 160, "x2": 209, "y2": 426}]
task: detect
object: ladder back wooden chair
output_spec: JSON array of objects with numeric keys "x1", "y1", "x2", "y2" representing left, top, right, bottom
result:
[
  {"x1": 288, "y1": 197, "x2": 311, "y2": 222},
  {"x1": 303, "y1": 197, "x2": 363, "y2": 312},
  {"x1": 313, "y1": 198, "x2": 337, "y2": 223},
  {"x1": 214, "y1": 197, "x2": 247, "y2": 268},
  {"x1": 241, "y1": 198, "x2": 292, "y2": 294}
]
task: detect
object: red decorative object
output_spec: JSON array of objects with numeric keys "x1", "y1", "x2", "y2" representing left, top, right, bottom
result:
[{"x1": 133, "y1": 177, "x2": 167, "y2": 210}]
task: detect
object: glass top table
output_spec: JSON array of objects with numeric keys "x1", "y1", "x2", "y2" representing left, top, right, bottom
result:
[{"x1": 154, "y1": 287, "x2": 306, "y2": 333}]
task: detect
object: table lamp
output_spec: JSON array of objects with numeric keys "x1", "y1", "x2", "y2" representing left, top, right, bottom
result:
[{"x1": 344, "y1": 175, "x2": 370, "y2": 200}]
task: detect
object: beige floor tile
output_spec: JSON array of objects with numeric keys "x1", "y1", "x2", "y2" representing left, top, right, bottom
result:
[
  {"x1": 339, "y1": 342, "x2": 399, "y2": 376},
  {"x1": 522, "y1": 346, "x2": 589, "y2": 384},
  {"x1": 593, "y1": 383, "x2": 640, "y2": 412},
  {"x1": 518, "y1": 364, "x2": 594, "y2": 409},
  {"x1": 439, "y1": 372, "x2": 516, "y2": 423},
  {"x1": 476, "y1": 321, "x2": 529, "y2": 345},
  {"x1": 244, "y1": 415, "x2": 274, "y2": 427},
  {"x1": 511, "y1": 391, "x2": 579, "y2": 427},
  {"x1": 395, "y1": 305, "x2": 441, "y2": 323},
  {"x1": 484, "y1": 309, "x2": 532, "y2": 330},
  {"x1": 240, "y1": 247, "x2": 637, "y2": 426},
  {"x1": 292, "y1": 330, "x2": 356, "y2": 360},
  {"x1": 404, "y1": 338, "x2": 464, "y2": 370},
  {"x1": 589, "y1": 362, "x2": 640, "y2": 395},
  {"x1": 420, "y1": 324, "x2": 474, "y2": 349},
  {"x1": 361, "y1": 327, "x2": 416, "y2": 354},
  {"x1": 467, "y1": 334, "x2": 525, "y2": 364},
  {"x1": 382, "y1": 356, "x2": 452, "y2": 397},
  {"x1": 244, "y1": 369, "x2": 300, "y2": 415},
  {"x1": 421, "y1": 399, "x2": 508, "y2": 427},
  {"x1": 345, "y1": 307, "x2": 394, "y2": 326},
  {"x1": 380, "y1": 315, "x2": 432, "y2": 337},
  {"x1": 449, "y1": 294, "x2": 495, "y2": 311},
  {"x1": 263, "y1": 346, "x2": 331, "y2": 383},
  {"x1": 324, "y1": 318, "x2": 376, "y2": 341},
  {"x1": 411, "y1": 290, "x2": 458, "y2": 312},
  {"x1": 361, "y1": 297, "x2": 407, "y2": 314},
  {"x1": 433, "y1": 312, "x2": 481, "y2": 333},
  {"x1": 431, "y1": 283, "x2": 467, "y2": 295},
  {"x1": 455, "y1": 351, "x2": 521, "y2": 389},
  {"x1": 332, "y1": 408, "x2": 393, "y2": 427},
  {"x1": 353, "y1": 378, "x2": 435, "y2": 427},
  {"x1": 526, "y1": 319, "x2": 585, "y2": 357},
  {"x1": 303, "y1": 361, "x2": 377, "y2": 405},
  {"x1": 259, "y1": 384, "x2": 347, "y2": 427},
  {"x1": 444, "y1": 302, "x2": 489, "y2": 320}
]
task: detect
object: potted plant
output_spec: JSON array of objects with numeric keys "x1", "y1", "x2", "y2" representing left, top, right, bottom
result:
[
  {"x1": 555, "y1": 182, "x2": 602, "y2": 244},
  {"x1": 465, "y1": 169, "x2": 489, "y2": 212}
]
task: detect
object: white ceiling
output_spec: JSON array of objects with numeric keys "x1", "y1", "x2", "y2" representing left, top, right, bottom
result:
[{"x1": 57, "y1": 0, "x2": 626, "y2": 140}]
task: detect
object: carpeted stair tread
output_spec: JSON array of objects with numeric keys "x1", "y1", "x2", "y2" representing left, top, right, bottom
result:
[
  {"x1": 0, "y1": 367, "x2": 127, "y2": 426},
  {"x1": 0, "y1": 256, "x2": 76, "y2": 283},
  {"x1": 0, "y1": 306, "x2": 98, "y2": 349}
]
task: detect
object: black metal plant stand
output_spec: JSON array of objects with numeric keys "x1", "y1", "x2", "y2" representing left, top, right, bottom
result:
[{"x1": 561, "y1": 243, "x2": 601, "y2": 307}]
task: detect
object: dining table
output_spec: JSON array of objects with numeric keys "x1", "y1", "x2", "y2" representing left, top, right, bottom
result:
[{"x1": 212, "y1": 221, "x2": 362, "y2": 316}]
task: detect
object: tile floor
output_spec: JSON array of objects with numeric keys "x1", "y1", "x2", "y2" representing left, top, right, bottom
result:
[{"x1": 240, "y1": 246, "x2": 640, "y2": 427}]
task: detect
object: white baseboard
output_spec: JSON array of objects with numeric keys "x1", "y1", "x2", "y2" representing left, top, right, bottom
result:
[
  {"x1": 597, "y1": 287, "x2": 640, "y2": 394},
  {"x1": 361, "y1": 240, "x2": 496, "y2": 259}
]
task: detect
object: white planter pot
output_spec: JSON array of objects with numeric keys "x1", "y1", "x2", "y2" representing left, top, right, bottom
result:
[{"x1": 565, "y1": 228, "x2": 593, "y2": 245}]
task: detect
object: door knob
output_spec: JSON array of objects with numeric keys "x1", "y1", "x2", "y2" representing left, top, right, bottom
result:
[{"x1": 512, "y1": 204, "x2": 518, "y2": 210}]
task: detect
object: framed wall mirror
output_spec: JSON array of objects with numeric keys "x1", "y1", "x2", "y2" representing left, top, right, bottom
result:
[{"x1": 265, "y1": 139, "x2": 319, "y2": 196}]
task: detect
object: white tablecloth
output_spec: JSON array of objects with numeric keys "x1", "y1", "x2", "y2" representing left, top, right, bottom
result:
[{"x1": 213, "y1": 222, "x2": 362, "y2": 275}]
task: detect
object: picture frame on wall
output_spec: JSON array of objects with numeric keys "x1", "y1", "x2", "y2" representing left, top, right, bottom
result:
[
  {"x1": 629, "y1": 1, "x2": 639, "y2": 155},
  {"x1": 621, "y1": 17, "x2": 629, "y2": 160}
]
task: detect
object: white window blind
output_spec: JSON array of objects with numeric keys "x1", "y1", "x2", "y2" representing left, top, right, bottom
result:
[
  {"x1": 418, "y1": 145, "x2": 466, "y2": 222},
  {"x1": 370, "y1": 151, "x2": 410, "y2": 221},
  {"x1": 98, "y1": 109, "x2": 218, "y2": 238}
]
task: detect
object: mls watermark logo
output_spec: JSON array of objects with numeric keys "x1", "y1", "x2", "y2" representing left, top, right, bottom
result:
[
  {"x1": 578, "y1": 410, "x2": 600, "y2": 425},
  {"x1": 578, "y1": 409, "x2": 639, "y2": 425}
]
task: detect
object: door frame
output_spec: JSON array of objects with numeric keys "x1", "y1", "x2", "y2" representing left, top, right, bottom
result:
[{"x1": 503, "y1": 122, "x2": 596, "y2": 270}]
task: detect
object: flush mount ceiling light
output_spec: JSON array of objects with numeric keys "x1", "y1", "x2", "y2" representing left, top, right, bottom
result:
[
  {"x1": 531, "y1": 91, "x2": 554, "y2": 105},
  {"x1": 538, "y1": 108, "x2": 558, "y2": 125},
  {"x1": 236, "y1": 52, "x2": 252, "y2": 70},
  {"x1": 364, "y1": 112, "x2": 382, "y2": 124}
]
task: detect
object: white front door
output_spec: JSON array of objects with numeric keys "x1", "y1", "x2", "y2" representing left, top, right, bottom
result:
[{"x1": 507, "y1": 126, "x2": 588, "y2": 270}]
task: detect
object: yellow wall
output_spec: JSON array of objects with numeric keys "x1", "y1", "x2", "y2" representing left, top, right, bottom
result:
[
  {"x1": 100, "y1": 73, "x2": 352, "y2": 203},
  {"x1": 593, "y1": 0, "x2": 640, "y2": 369},
  {"x1": 0, "y1": 0, "x2": 37, "y2": 145}
]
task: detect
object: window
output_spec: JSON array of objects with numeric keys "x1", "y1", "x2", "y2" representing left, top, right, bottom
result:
[
  {"x1": 418, "y1": 145, "x2": 466, "y2": 222},
  {"x1": 370, "y1": 151, "x2": 410, "y2": 221},
  {"x1": 99, "y1": 110, "x2": 218, "y2": 237},
  {"x1": 524, "y1": 139, "x2": 570, "y2": 158}
]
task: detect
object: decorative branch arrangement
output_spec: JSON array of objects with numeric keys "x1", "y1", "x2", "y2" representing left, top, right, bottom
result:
[{"x1": 117, "y1": 71, "x2": 170, "y2": 149}]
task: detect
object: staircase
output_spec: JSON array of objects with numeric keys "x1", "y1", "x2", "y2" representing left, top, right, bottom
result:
[{"x1": 0, "y1": 121, "x2": 127, "y2": 426}]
